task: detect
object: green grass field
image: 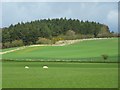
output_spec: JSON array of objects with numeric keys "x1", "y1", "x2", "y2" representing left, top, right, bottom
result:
[
  {"x1": 2, "y1": 38, "x2": 119, "y2": 88},
  {"x1": 2, "y1": 38, "x2": 118, "y2": 62},
  {"x1": 2, "y1": 62, "x2": 118, "y2": 88}
]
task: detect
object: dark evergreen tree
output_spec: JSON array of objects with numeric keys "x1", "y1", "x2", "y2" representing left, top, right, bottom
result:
[{"x1": 2, "y1": 18, "x2": 111, "y2": 48}]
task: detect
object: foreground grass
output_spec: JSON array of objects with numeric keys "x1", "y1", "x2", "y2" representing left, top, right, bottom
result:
[{"x1": 2, "y1": 62, "x2": 118, "y2": 88}]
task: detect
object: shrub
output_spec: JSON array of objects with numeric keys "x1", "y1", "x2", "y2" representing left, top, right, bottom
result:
[
  {"x1": 51, "y1": 37, "x2": 64, "y2": 44},
  {"x1": 97, "y1": 33, "x2": 111, "y2": 38},
  {"x1": 11, "y1": 40, "x2": 24, "y2": 47},
  {"x1": 36, "y1": 37, "x2": 51, "y2": 44},
  {"x1": 65, "y1": 30, "x2": 76, "y2": 40},
  {"x1": 3, "y1": 42, "x2": 11, "y2": 48},
  {"x1": 66, "y1": 30, "x2": 75, "y2": 36},
  {"x1": 102, "y1": 54, "x2": 108, "y2": 60},
  {"x1": 81, "y1": 34, "x2": 94, "y2": 39}
]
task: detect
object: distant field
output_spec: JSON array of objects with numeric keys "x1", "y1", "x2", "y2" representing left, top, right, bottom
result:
[
  {"x1": 2, "y1": 62, "x2": 118, "y2": 88},
  {"x1": 2, "y1": 38, "x2": 118, "y2": 62}
]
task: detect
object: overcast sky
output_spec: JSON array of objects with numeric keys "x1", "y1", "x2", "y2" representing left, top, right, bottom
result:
[{"x1": 1, "y1": 0, "x2": 119, "y2": 32}]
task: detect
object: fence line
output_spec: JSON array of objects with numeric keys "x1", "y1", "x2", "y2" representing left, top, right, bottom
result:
[{"x1": 2, "y1": 57, "x2": 118, "y2": 63}]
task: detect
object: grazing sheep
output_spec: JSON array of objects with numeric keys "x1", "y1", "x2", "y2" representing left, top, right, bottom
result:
[
  {"x1": 43, "y1": 65, "x2": 48, "y2": 69},
  {"x1": 25, "y1": 66, "x2": 29, "y2": 69}
]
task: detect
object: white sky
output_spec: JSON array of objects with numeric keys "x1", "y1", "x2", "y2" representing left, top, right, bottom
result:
[
  {"x1": 1, "y1": 0, "x2": 119, "y2": 32},
  {"x1": 1, "y1": 0, "x2": 120, "y2": 2}
]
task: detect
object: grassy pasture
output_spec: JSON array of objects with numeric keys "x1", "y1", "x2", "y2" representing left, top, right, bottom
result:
[
  {"x1": 2, "y1": 62, "x2": 118, "y2": 88},
  {"x1": 2, "y1": 38, "x2": 118, "y2": 88},
  {"x1": 2, "y1": 38, "x2": 118, "y2": 62}
]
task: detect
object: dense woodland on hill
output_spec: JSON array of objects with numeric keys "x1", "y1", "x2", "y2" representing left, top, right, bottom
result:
[{"x1": 1, "y1": 18, "x2": 117, "y2": 48}]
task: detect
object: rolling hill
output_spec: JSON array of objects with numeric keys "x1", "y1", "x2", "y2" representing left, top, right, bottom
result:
[{"x1": 2, "y1": 38, "x2": 118, "y2": 62}]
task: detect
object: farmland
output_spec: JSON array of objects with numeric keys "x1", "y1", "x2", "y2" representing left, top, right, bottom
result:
[
  {"x1": 2, "y1": 38, "x2": 118, "y2": 62},
  {"x1": 2, "y1": 62, "x2": 118, "y2": 88},
  {"x1": 2, "y1": 38, "x2": 119, "y2": 88}
]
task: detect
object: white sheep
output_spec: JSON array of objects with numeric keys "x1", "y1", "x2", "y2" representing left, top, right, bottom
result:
[
  {"x1": 43, "y1": 65, "x2": 48, "y2": 69},
  {"x1": 25, "y1": 66, "x2": 29, "y2": 69}
]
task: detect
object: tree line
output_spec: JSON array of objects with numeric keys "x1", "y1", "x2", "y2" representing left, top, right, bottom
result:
[{"x1": 1, "y1": 17, "x2": 116, "y2": 48}]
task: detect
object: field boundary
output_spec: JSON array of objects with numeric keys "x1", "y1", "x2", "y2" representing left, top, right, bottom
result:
[
  {"x1": 2, "y1": 55, "x2": 118, "y2": 63},
  {"x1": 2, "y1": 59, "x2": 119, "y2": 63}
]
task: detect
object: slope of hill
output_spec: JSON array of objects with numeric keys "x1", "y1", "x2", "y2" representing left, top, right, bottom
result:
[{"x1": 2, "y1": 38, "x2": 118, "y2": 62}]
